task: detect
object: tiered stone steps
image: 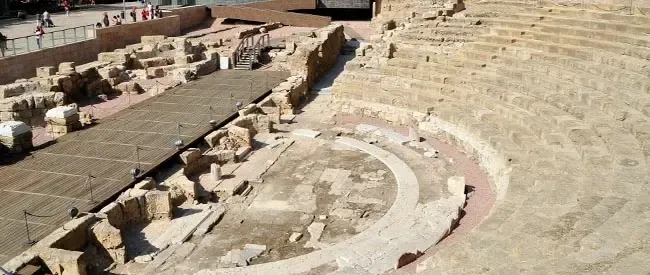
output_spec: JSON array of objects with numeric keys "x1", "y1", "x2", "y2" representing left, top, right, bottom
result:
[{"x1": 332, "y1": 1, "x2": 650, "y2": 273}]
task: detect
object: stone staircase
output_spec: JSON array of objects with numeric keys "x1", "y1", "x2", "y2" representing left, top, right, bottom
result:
[{"x1": 332, "y1": 0, "x2": 650, "y2": 273}]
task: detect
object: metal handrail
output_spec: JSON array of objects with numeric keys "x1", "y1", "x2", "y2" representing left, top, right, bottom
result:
[
  {"x1": 0, "y1": 24, "x2": 95, "y2": 58},
  {"x1": 249, "y1": 33, "x2": 270, "y2": 70},
  {"x1": 233, "y1": 34, "x2": 255, "y2": 69}
]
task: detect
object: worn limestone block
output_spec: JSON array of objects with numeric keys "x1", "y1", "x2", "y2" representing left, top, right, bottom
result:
[
  {"x1": 189, "y1": 59, "x2": 217, "y2": 76},
  {"x1": 58, "y1": 62, "x2": 76, "y2": 74},
  {"x1": 0, "y1": 82, "x2": 39, "y2": 99},
  {"x1": 202, "y1": 49, "x2": 219, "y2": 61},
  {"x1": 98, "y1": 52, "x2": 131, "y2": 65},
  {"x1": 176, "y1": 174, "x2": 198, "y2": 199},
  {"x1": 98, "y1": 202, "x2": 124, "y2": 229},
  {"x1": 180, "y1": 148, "x2": 202, "y2": 165},
  {"x1": 203, "y1": 149, "x2": 235, "y2": 164},
  {"x1": 132, "y1": 48, "x2": 157, "y2": 60},
  {"x1": 205, "y1": 129, "x2": 227, "y2": 148},
  {"x1": 119, "y1": 196, "x2": 143, "y2": 223},
  {"x1": 172, "y1": 68, "x2": 196, "y2": 83},
  {"x1": 91, "y1": 220, "x2": 126, "y2": 264},
  {"x1": 36, "y1": 66, "x2": 57, "y2": 78},
  {"x1": 138, "y1": 56, "x2": 172, "y2": 69},
  {"x1": 235, "y1": 146, "x2": 251, "y2": 162},
  {"x1": 173, "y1": 37, "x2": 193, "y2": 55},
  {"x1": 134, "y1": 177, "x2": 156, "y2": 190},
  {"x1": 114, "y1": 82, "x2": 144, "y2": 95},
  {"x1": 174, "y1": 54, "x2": 193, "y2": 65},
  {"x1": 35, "y1": 247, "x2": 87, "y2": 275},
  {"x1": 146, "y1": 64, "x2": 180, "y2": 78},
  {"x1": 447, "y1": 176, "x2": 465, "y2": 196},
  {"x1": 98, "y1": 66, "x2": 123, "y2": 79},
  {"x1": 228, "y1": 126, "x2": 252, "y2": 147},
  {"x1": 37, "y1": 214, "x2": 97, "y2": 251},
  {"x1": 0, "y1": 121, "x2": 33, "y2": 153},
  {"x1": 45, "y1": 106, "x2": 77, "y2": 120},
  {"x1": 210, "y1": 163, "x2": 222, "y2": 181},
  {"x1": 141, "y1": 35, "x2": 167, "y2": 45},
  {"x1": 144, "y1": 191, "x2": 172, "y2": 221},
  {"x1": 0, "y1": 120, "x2": 30, "y2": 137}
]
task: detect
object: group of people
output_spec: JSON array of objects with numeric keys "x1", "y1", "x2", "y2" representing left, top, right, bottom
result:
[
  {"x1": 134, "y1": 2, "x2": 163, "y2": 22},
  {"x1": 96, "y1": 2, "x2": 162, "y2": 28}
]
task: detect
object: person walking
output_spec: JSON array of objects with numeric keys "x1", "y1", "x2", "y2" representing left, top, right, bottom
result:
[
  {"x1": 147, "y1": 1, "x2": 153, "y2": 19},
  {"x1": 64, "y1": 0, "x2": 70, "y2": 16},
  {"x1": 43, "y1": 10, "x2": 55, "y2": 27},
  {"x1": 155, "y1": 5, "x2": 163, "y2": 18},
  {"x1": 141, "y1": 8, "x2": 148, "y2": 21},
  {"x1": 36, "y1": 13, "x2": 44, "y2": 27},
  {"x1": 0, "y1": 32, "x2": 7, "y2": 57},
  {"x1": 130, "y1": 7, "x2": 137, "y2": 22},
  {"x1": 34, "y1": 25, "x2": 44, "y2": 49},
  {"x1": 102, "y1": 12, "x2": 110, "y2": 27}
]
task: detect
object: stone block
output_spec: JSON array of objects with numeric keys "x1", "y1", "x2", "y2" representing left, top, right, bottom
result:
[
  {"x1": 0, "y1": 121, "x2": 30, "y2": 137},
  {"x1": 235, "y1": 146, "x2": 251, "y2": 162},
  {"x1": 134, "y1": 177, "x2": 156, "y2": 190},
  {"x1": 179, "y1": 148, "x2": 201, "y2": 165},
  {"x1": 114, "y1": 82, "x2": 144, "y2": 95},
  {"x1": 91, "y1": 220, "x2": 126, "y2": 264},
  {"x1": 176, "y1": 174, "x2": 198, "y2": 199},
  {"x1": 289, "y1": 232, "x2": 303, "y2": 242},
  {"x1": 35, "y1": 247, "x2": 87, "y2": 275},
  {"x1": 174, "y1": 54, "x2": 193, "y2": 65},
  {"x1": 205, "y1": 129, "x2": 227, "y2": 148},
  {"x1": 99, "y1": 202, "x2": 124, "y2": 229},
  {"x1": 58, "y1": 62, "x2": 76, "y2": 74},
  {"x1": 189, "y1": 59, "x2": 217, "y2": 76},
  {"x1": 139, "y1": 57, "x2": 172, "y2": 69},
  {"x1": 45, "y1": 106, "x2": 77, "y2": 119},
  {"x1": 228, "y1": 126, "x2": 252, "y2": 147},
  {"x1": 0, "y1": 82, "x2": 38, "y2": 98},
  {"x1": 36, "y1": 66, "x2": 56, "y2": 78},
  {"x1": 98, "y1": 52, "x2": 131, "y2": 65},
  {"x1": 447, "y1": 176, "x2": 465, "y2": 196},
  {"x1": 210, "y1": 163, "x2": 222, "y2": 181},
  {"x1": 144, "y1": 191, "x2": 172, "y2": 221},
  {"x1": 119, "y1": 196, "x2": 143, "y2": 223},
  {"x1": 204, "y1": 149, "x2": 235, "y2": 164},
  {"x1": 172, "y1": 68, "x2": 196, "y2": 83},
  {"x1": 141, "y1": 35, "x2": 167, "y2": 45}
]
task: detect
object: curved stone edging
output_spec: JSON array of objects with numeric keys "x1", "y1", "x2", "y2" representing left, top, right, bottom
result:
[{"x1": 196, "y1": 137, "x2": 461, "y2": 275}]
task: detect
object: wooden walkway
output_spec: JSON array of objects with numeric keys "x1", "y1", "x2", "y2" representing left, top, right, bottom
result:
[{"x1": 0, "y1": 70, "x2": 289, "y2": 263}]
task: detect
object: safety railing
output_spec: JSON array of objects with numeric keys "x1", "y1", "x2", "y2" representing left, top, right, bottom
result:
[
  {"x1": 249, "y1": 33, "x2": 270, "y2": 70},
  {"x1": 0, "y1": 24, "x2": 95, "y2": 58},
  {"x1": 233, "y1": 34, "x2": 255, "y2": 68}
]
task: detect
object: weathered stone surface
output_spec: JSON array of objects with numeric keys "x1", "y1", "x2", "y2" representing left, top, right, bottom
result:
[
  {"x1": 0, "y1": 82, "x2": 39, "y2": 98},
  {"x1": 114, "y1": 81, "x2": 144, "y2": 95},
  {"x1": 139, "y1": 57, "x2": 172, "y2": 69},
  {"x1": 205, "y1": 129, "x2": 227, "y2": 148},
  {"x1": 228, "y1": 126, "x2": 252, "y2": 148},
  {"x1": 0, "y1": 121, "x2": 30, "y2": 137},
  {"x1": 119, "y1": 196, "x2": 143, "y2": 223},
  {"x1": 36, "y1": 66, "x2": 56, "y2": 78},
  {"x1": 98, "y1": 202, "x2": 124, "y2": 229},
  {"x1": 210, "y1": 163, "x2": 222, "y2": 181},
  {"x1": 134, "y1": 177, "x2": 156, "y2": 190},
  {"x1": 141, "y1": 35, "x2": 167, "y2": 45},
  {"x1": 180, "y1": 148, "x2": 201, "y2": 165},
  {"x1": 446, "y1": 176, "x2": 465, "y2": 197},
  {"x1": 144, "y1": 190, "x2": 172, "y2": 221},
  {"x1": 91, "y1": 220, "x2": 126, "y2": 264},
  {"x1": 292, "y1": 129, "x2": 321, "y2": 138},
  {"x1": 35, "y1": 247, "x2": 87, "y2": 275},
  {"x1": 45, "y1": 106, "x2": 77, "y2": 119},
  {"x1": 289, "y1": 232, "x2": 303, "y2": 243}
]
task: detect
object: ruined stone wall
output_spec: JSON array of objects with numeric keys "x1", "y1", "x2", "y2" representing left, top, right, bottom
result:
[
  {"x1": 0, "y1": 40, "x2": 100, "y2": 86},
  {"x1": 0, "y1": 6, "x2": 209, "y2": 85},
  {"x1": 168, "y1": 5, "x2": 210, "y2": 31},
  {"x1": 238, "y1": 0, "x2": 317, "y2": 11},
  {"x1": 95, "y1": 16, "x2": 182, "y2": 53},
  {"x1": 211, "y1": 6, "x2": 331, "y2": 28},
  {"x1": 280, "y1": 24, "x2": 345, "y2": 88}
]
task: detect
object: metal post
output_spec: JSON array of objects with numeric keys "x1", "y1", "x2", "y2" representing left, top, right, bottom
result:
[
  {"x1": 23, "y1": 211, "x2": 35, "y2": 245},
  {"x1": 63, "y1": 30, "x2": 67, "y2": 44},
  {"x1": 87, "y1": 174, "x2": 95, "y2": 203},
  {"x1": 177, "y1": 123, "x2": 182, "y2": 141},
  {"x1": 74, "y1": 27, "x2": 77, "y2": 42},
  {"x1": 26, "y1": 36, "x2": 30, "y2": 52},
  {"x1": 51, "y1": 32, "x2": 54, "y2": 47},
  {"x1": 135, "y1": 146, "x2": 141, "y2": 170},
  {"x1": 11, "y1": 39, "x2": 15, "y2": 56},
  {"x1": 83, "y1": 25, "x2": 87, "y2": 40}
]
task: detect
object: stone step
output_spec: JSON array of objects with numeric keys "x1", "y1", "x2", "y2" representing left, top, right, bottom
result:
[
  {"x1": 463, "y1": 40, "x2": 649, "y2": 93},
  {"x1": 476, "y1": 34, "x2": 650, "y2": 75},
  {"x1": 522, "y1": 6, "x2": 650, "y2": 26},
  {"x1": 481, "y1": 17, "x2": 650, "y2": 48},
  {"x1": 488, "y1": 26, "x2": 650, "y2": 62},
  {"x1": 456, "y1": 47, "x2": 650, "y2": 119},
  {"x1": 509, "y1": 13, "x2": 650, "y2": 34}
]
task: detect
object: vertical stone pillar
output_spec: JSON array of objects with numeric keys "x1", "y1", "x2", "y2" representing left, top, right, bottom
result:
[
  {"x1": 45, "y1": 106, "x2": 82, "y2": 138},
  {"x1": 0, "y1": 121, "x2": 33, "y2": 154},
  {"x1": 211, "y1": 163, "x2": 222, "y2": 181}
]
